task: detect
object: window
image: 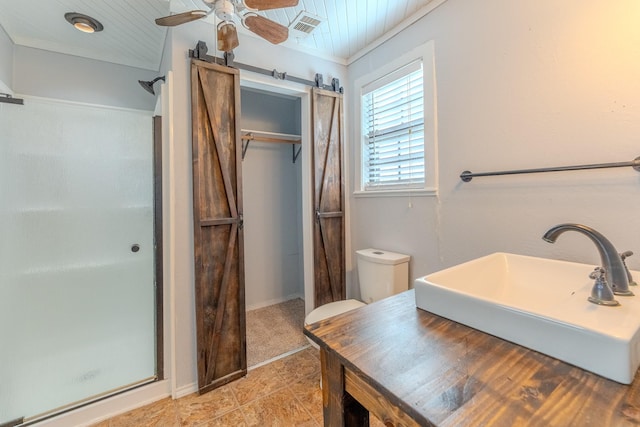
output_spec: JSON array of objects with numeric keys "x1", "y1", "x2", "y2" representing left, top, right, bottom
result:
[
  {"x1": 362, "y1": 61, "x2": 424, "y2": 190},
  {"x1": 356, "y1": 41, "x2": 436, "y2": 196}
]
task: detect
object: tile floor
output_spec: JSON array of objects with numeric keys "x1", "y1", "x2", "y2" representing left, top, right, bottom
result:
[{"x1": 91, "y1": 348, "x2": 385, "y2": 427}]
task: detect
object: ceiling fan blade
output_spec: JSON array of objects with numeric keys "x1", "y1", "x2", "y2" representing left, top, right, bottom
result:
[
  {"x1": 243, "y1": 14, "x2": 288, "y2": 44},
  {"x1": 155, "y1": 10, "x2": 207, "y2": 27},
  {"x1": 244, "y1": 0, "x2": 299, "y2": 11},
  {"x1": 217, "y1": 22, "x2": 240, "y2": 52}
]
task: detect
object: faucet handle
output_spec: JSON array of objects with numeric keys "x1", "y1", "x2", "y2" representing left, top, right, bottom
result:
[
  {"x1": 588, "y1": 267, "x2": 620, "y2": 306},
  {"x1": 589, "y1": 267, "x2": 606, "y2": 281},
  {"x1": 620, "y1": 251, "x2": 638, "y2": 287}
]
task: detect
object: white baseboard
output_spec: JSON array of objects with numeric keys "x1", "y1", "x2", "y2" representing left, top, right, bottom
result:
[
  {"x1": 245, "y1": 293, "x2": 304, "y2": 311},
  {"x1": 174, "y1": 382, "x2": 198, "y2": 399},
  {"x1": 34, "y1": 380, "x2": 171, "y2": 427}
]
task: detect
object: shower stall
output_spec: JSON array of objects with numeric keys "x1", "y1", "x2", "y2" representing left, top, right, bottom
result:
[{"x1": 0, "y1": 97, "x2": 160, "y2": 425}]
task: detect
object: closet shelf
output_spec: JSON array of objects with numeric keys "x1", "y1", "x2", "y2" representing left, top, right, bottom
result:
[
  {"x1": 241, "y1": 129, "x2": 302, "y2": 163},
  {"x1": 241, "y1": 129, "x2": 301, "y2": 144}
]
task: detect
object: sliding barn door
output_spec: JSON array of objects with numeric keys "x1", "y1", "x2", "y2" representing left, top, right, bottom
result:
[
  {"x1": 191, "y1": 59, "x2": 246, "y2": 393},
  {"x1": 312, "y1": 88, "x2": 346, "y2": 307}
]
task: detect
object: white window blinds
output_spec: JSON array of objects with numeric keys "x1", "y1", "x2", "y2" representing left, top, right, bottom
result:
[{"x1": 362, "y1": 60, "x2": 424, "y2": 190}]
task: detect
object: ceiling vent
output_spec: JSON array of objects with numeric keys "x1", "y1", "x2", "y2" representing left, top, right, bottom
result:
[{"x1": 289, "y1": 11, "x2": 322, "y2": 38}]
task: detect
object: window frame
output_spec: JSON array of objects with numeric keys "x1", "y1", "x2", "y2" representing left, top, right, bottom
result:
[{"x1": 354, "y1": 41, "x2": 438, "y2": 198}]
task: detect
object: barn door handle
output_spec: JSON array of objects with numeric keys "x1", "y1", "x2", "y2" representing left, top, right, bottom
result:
[
  {"x1": 316, "y1": 211, "x2": 343, "y2": 220},
  {"x1": 238, "y1": 213, "x2": 244, "y2": 230},
  {"x1": 315, "y1": 209, "x2": 320, "y2": 223}
]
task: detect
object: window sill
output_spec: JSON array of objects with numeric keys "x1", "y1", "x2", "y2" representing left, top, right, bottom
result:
[{"x1": 353, "y1": 188, "x2": 437, "y2": 198}]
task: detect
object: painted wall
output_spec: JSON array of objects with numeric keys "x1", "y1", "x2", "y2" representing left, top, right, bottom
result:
[
  {"x1": 165, "y1": 21, "x2": 346, "y2": 391},
  {"x1": 241, "y1": 88, "x2": 301, "y2": 134},
  {"x1": 0, "y1": 24, "x2": 13, "y2": 91},
  {"x1": 241, "y1": 89, "x2": 303, "y2": 310},
  {"x1": 347, "y1": 0, "x2": 640, "y2": 297},
  {"x1": 13, "y1": 46, "x2": 158, "y2": 110}
]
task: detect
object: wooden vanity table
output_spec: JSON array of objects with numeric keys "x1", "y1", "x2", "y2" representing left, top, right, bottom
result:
[{"x1": 304, "y1": 290, "x2": 640, "y2": 426}]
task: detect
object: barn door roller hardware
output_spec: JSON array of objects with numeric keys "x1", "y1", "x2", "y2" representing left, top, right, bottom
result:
[
  {"x1": 314, "y1": 74, "x2": 341, "y2": 93},
  {"x1": 189, "y1": 41, "x2": 344, "y2": 93}
]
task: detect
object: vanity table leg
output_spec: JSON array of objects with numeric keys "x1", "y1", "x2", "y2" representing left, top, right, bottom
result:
[{"x1": 320, "y1": 348, "x2": 369, "y2": 426}]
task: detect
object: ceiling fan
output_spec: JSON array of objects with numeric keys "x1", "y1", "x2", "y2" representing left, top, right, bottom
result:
[{"x1": 155, "y1": 0, "x2": 299, "y2": 52}]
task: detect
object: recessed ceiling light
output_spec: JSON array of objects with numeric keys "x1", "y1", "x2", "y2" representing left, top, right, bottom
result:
[{"x1": 65, "y1": 12, "x2": 104, "y2": 33}]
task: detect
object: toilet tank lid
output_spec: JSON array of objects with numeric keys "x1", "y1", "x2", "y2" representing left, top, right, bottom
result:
[{"x1": 356, "y1": 248, "x2": 410, "y2": 265}]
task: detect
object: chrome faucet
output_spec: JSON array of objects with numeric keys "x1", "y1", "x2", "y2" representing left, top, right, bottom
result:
[
  {"x1": 620, "y1": 251, "x2": 638, "y2": 287},
  {"x1": 542, "y1": 223, "x2": 634, "y2": 296}
]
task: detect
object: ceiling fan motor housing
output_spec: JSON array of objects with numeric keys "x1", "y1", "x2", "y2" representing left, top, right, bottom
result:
[{"x1": 214, "y1": 0, "x2": 235, "y2": 21}]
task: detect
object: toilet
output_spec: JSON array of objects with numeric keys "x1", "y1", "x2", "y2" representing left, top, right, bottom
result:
[{"x1": 304, "y1": 248, "x2": 410, "y2": 348}]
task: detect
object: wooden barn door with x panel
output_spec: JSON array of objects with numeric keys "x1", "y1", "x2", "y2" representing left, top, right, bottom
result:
[
  {"x1": 312, "y1": 88, "x2": 346, "y2": 307},
  {"x1": 191, "y1": 59, "x2": 246, "y2": 394}
]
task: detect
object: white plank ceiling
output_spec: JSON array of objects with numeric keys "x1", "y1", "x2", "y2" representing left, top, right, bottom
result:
[
  {"x1": 261, "y1": 0, "x2": 440, "y2": 61},
  {"x1": 0, "y1": 0, "x2": 442, "y2": 71},
  {"x1": 0, "y1": 0, "x2": 170, "y2": 71}
]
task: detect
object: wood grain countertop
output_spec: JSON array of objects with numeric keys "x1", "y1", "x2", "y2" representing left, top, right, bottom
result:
[{"x1": 304, "y1": 290, "x2": 640, "y2": 426}]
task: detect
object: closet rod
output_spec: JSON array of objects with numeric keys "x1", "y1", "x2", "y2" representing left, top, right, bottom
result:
[{"x1": 460, "y1": 156, "x2": 640, "y2": 182}]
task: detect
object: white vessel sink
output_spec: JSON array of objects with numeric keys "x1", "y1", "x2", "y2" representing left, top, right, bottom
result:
[{"x1": 414, "y1": 252, "x2": 640, "y2": 384}]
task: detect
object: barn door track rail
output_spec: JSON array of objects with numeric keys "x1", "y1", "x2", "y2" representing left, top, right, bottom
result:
[
  {"x1": 189, "y1": 41, "x2": 344, "y2": 93},
  {"x1": 460, "y1": 156, "x2": 640, "y2": 182}
]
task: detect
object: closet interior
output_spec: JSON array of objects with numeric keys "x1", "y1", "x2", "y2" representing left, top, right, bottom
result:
[{"x1": 240, "y1": 87, "x2": 307, "y2": 366}]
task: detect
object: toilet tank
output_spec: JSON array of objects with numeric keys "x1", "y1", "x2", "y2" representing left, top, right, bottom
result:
[{"x1": 356, "y1": 248, "x2": 410, "y2": 303}]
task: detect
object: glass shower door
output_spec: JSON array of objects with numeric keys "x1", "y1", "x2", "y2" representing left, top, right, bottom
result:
[{"x1": 0, "y1": 97, "x2": 157, "y2": 424}]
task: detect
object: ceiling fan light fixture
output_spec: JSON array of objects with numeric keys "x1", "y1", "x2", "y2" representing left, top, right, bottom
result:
[
  {"x1": 65, "y1": 12, "x2": 104, "y2": 33},
  {"x1": 217, "y1": 21, "x2": 239, "y2": 52}
]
